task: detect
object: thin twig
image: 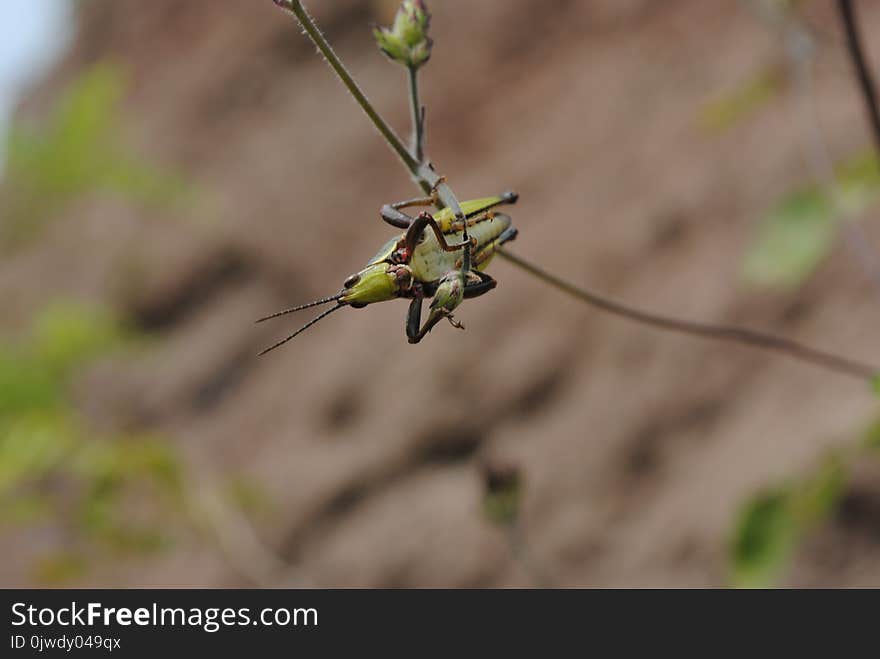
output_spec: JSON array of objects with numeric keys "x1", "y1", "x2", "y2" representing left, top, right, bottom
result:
[
  {"x1": 273, "y1": 0, "x2": 419, "y2": 175},
  {"x1": 273, "y1": 2, "x2": 468, "y2": 233},
  {"x1": 497, "y1": 248, "x2": 879, "y2": 383},
  {"x1": 408, "y1": 66, "x2": 425, "y2": 162},
  {"x1": 838, "y1": 0, "x2": 880, "y2": 155},
  {"x1": 403, "y1": 61, "x2": 468, "y2": 245}
]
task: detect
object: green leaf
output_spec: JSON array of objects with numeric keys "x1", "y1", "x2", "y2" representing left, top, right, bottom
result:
[
  {"x1": 731, "y1": 488, "x2": 797, "y2": 588},
  {"x1": 730, "y1": 453, "x2": 847, "y2": 587},
  {"x1": 743, "y1": 187, "x2": 836, "y2": 289}
]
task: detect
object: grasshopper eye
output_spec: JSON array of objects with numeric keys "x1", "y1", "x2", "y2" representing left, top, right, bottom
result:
[
  {"x1": 343, "y1": 274, "x2": 361, "y2": 289},
  {"x1": 390, "y1": 264, "x2": 412, "y2": 290}
]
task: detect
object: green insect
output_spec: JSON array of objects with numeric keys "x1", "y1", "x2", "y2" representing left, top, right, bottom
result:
[{"x1": 257, "y1": 190, "x2": 519, "y2": 354}]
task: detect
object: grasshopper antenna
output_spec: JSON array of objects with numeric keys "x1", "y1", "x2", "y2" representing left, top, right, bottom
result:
[
  {"x1": 257, "y1": 304, "x2": 344, "y2": 356},
  {"x1": 255, "y1": 293, "x2": 343, "y2": 323}
]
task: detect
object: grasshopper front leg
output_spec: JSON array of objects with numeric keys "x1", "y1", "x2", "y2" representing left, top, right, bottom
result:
[
  {"x1": 406, "y1": 270, "x2": 494, "y2": 343},
  {"x1": 406, "y1": 271, "x2": 464, "y2": 343},
  {"x1": 402, "y1": 211, "x2": 473, "y2": 259},
  {"x1": 407, "y1": 292, "x2": 461, "y2": 344}
]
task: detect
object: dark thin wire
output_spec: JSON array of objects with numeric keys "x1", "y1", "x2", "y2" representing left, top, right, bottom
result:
[{"x1": 497, "y1": 248, "x2": 878, "y2": 382}]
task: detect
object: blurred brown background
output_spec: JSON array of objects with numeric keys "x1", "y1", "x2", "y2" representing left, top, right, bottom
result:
[{"x1": 1, "y1": 0, "x2": 879, "y2": 587}]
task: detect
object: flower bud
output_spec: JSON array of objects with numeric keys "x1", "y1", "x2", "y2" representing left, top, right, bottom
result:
[{"x1": 373, "y1": 0, "x2": 433, "y2": 69}]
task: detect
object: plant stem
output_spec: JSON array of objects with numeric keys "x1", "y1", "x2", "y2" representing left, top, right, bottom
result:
[
  {"x1": 408, "y1": 66, "x2": 424, "y2": 162},
  {"x1": 837, "y1": 0, "x2": 880, "y2": 156},
  {"x1": 273, "y1": 1, "x2": 419, "y2": 175},
  {"x1": 403, "y1": 64, "x2": 468, "y2": 242},
  {"x1": 497, "y1": 247, "x2": 879, "y2": 383},
  {"x1": 274, "y1": 0, "x2": 465, "y2": 220}
]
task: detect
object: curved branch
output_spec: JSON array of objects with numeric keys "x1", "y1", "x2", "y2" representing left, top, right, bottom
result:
[{"x1": 497, "y1": 248, "x2": 879, "y2": 383}]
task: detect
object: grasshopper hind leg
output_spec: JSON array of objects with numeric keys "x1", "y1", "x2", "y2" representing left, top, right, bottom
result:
[
  {"x1": 380, "y1": 195, "x2": 436, "y2": 228},
  {"x1": 406, "y1": 296, "x2": 429, "y2": 344},
  {"x1": 405, "y1": 271, "x2": 497, "y2": 344},
  {"x1": 471, "y1": 224, "x2": 518, "y2": 270}
]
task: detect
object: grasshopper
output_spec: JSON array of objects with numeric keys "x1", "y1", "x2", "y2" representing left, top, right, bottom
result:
[{"x1": 257, "y1": 190, "x2": 519, "y2": 354}]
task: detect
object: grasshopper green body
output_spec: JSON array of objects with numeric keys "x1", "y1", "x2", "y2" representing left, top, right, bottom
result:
[
  {"x1": 257, "y1": 191, "x2": 519, "y2": 353},
  {"x1": 364, "y1": 197, "x2": 515, "y2": 282}
]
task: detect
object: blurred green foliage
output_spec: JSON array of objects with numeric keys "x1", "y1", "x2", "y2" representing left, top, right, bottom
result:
[
  {"x1": 730, "y1": 417, "x2": 880, "y2": 587},
  {"x1": 742, "y1": 186, "x2": 835, "y2": 289},
  {"x1": 698, "y1": 67, "x2": 783, "y2": 134},
  {"x1": 1, "y1": 62, "x2": 190, "y2": 247},
  {"x1": 731, "y1": 453, "x2": 844, "y2": 587},
  {"x1": 837, "y1": 151, "x2": 880, "y2": 217},
  {"x1": 864, "y1": 420, "x2": 880, "y2": 450},
  {"x1": 481, "y1": 464, "x2": 522, "y2": 528},
  {"x1": 743, "y1": 152, "x2": 880, "y2": 290},
  {"x1": 0, "y1": 302, "x2": 182, "y2": 584},
  {"x1": 731, "y1": 488, "x2": 796, "y2": 587},
  {"x1": 483, "y1": 484, "x2": 521, "y2": 528},
  {"x1": 227, "y1": 476, "x2": 273, "y2": 518}
]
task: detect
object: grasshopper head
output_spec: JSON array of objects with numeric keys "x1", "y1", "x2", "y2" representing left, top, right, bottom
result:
[
  {"x1": 339, "y1": 262, "x2": 413, "y2": 307},
  {"x1": 255, "y1": 262, "x2": 413, "y2": 355}
]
